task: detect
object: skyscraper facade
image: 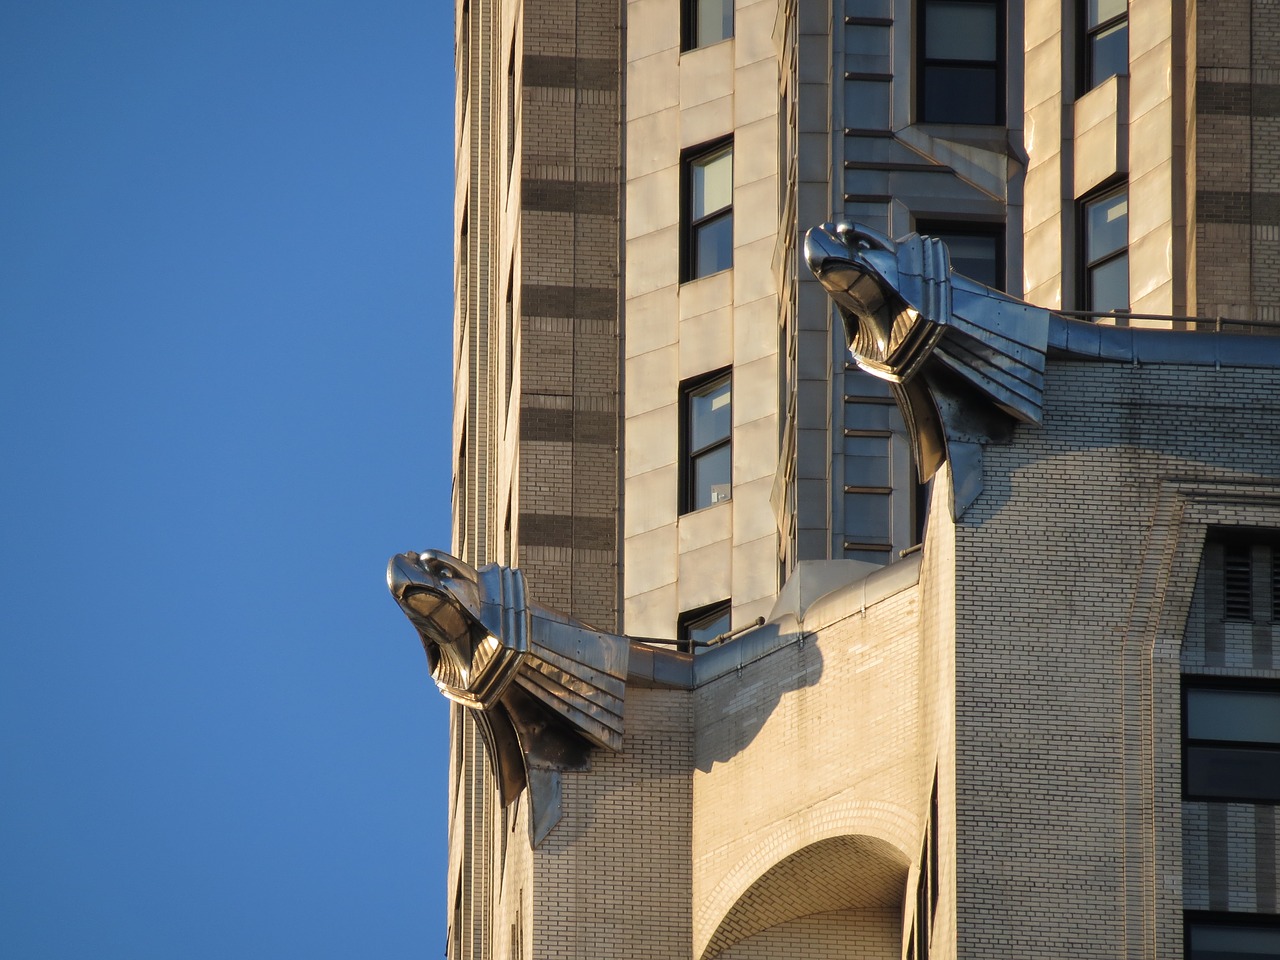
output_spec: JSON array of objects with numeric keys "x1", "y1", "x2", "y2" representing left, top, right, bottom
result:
[{"x1": 436, "y1": 1, "x2": 1280, "y2": 957}]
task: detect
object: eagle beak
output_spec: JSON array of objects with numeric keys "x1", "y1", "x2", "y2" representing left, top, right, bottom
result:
[{"x1": 387, "y1": 552, "x2": 429, "y2": 600}]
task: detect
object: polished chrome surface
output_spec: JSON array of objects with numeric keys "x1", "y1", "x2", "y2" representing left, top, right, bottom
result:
[
  {"x1": 806, "y1": 220, "x2": 1052, "y2": 517},
  {"x1": 804, "y1": 219, "x2": 1280, "y2": 519},
  {"x1": 389, "y1": 549, "x2": 635, "y2": 843}
]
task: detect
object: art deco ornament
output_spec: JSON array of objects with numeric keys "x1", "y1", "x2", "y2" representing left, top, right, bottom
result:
[
  {"x1": 805, "y1": 221, "x2": 1053, "y2": 518},
  {"x1": 387, "y1": 549, "x2": 629, "y2": 842}
]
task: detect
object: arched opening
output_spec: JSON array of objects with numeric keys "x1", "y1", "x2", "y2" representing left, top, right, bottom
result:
[{"x1": 703, "y1": 834, "x2": 909, "y2": 960}]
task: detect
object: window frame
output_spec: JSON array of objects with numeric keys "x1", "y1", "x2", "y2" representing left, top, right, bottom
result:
[
  {"x1": 681, "y1": 139, "x2": 734, "y2": 283},
  {"x1": 680, "y1": 368, "x2": 733, "y2": 514},
  {"x1": 678, "y1": 600, "x2": 732, "y2": 654},
  {"x1": 916, "y1": 0, "x2": 1006, "y2": 126},
  {"x1": 915, "y1": 220, "x2": 1006, "y2": 291},
  {"x1": 1185, "y1": 911, "x2": 1280, "y2": 960},
  {"x1": 1080, "y1": 0, "x2": 1128, "y2": 94},
  {"x1": 681, "y1": 0, "x2": 734, "y2": 52},
  {"x1": 1079, "y1": 184, "x2": 1129, "y2": 315},
  {"x1": 1182, "y1": 678, "x2": 1280, "y2": 805}
]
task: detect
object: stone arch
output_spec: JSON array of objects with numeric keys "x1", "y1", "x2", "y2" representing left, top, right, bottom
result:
[{"x1": 695, "y1": 798, "x2": 917, "y2": 960}]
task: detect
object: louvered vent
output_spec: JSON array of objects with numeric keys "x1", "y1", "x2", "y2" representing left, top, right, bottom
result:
[
  {"x1": 1223, "y1": 544, "x2": 1253, "y2": 621},
  {"x1": 1273, "y1": 553, "x2": 1280, "y2": 623}
]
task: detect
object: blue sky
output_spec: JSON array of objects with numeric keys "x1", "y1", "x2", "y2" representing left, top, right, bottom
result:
[{"x1": 0, "y1": 3, "x2": 454, "y2": 956}]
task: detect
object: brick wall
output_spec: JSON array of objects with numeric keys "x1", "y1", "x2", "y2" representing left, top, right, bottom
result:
[
  {"x1": 955, "y1": 359, "x2": 1280, "y2": 960},
  {"x1": 1195, "y1": 0, "x2": 1280, "y2": 323}
]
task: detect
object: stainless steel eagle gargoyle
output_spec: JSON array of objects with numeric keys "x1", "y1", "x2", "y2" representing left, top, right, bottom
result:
[
  {"x1": 804, "y1": 220, "x2": 1054, "y2": 518},
  {"x1": 387, "y1": 549, "x2": 629, "y2": 843}
]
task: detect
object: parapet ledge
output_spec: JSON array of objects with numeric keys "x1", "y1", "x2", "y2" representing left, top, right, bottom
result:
[
  {"x1": 627, "y1": 642, "x2": 695, "y2": 690},
  {"x1": 1049, "y1": 315, "x2": 1280, "y2": 368},
  {"x1": 690, "y1": 553, "x2": 923, "y2": 687}
]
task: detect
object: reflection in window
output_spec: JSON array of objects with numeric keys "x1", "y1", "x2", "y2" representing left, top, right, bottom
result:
[
  {"x1": 683, "y1": 373, "x2": 731, "y2": 512},
  {"x1": 1183, "y1": 683, "x2": 1280, "y2": 803},
  {"x1": 684, "y1": 0, "x2": 732, "y2": 50},
  {"x1": 686, "y1": 143, "x2": 733, "y2": 280},
  {"x1": 919, "y1": 0, "x2": 1003, "y2": 125},
  {"x1": 917, "y1": 223, "x2": 1004, "y2": 290},
  {"x1": 678, "y1": 601, "x2": 731, "y2": 654},
  {"x1": 1084, "y1": 0, "x2": 1128, "y2": 91},
  {"x1": 1187, "y1": 915, "x2": 1280, "y2": 960},
  {"x1": 1083, "y1": 188, "x2": 1128, "y2": 315}
]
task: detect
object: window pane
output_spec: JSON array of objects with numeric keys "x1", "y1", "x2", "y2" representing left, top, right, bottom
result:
[
  {"x1": 1186, "y1": 745, "x2": 1280, "y2": 801},
  {"x1": 687, "y1": 608, "x2": 731, "y2": 647},
  {"x1": 845, "y1": 435, "x2": 892, "y2": 487},
  {"x1": 690, "y1": 378, "x2": 730, "y2": 451},
  {"x1": 925, "y1": 1, "x2": 997, "y2": 61},
  {"x1": 695, "y1": 0, "x2": 733, "y2": 47},
  {"x1": 1086, "y1": 191, "x2": 1128, "y2": 261},
  {"x1": 692, "y1": 444, "x2": 732, "y2": 509},
  {"x1": 1088, "y1": 254, "x2": 1128, "y2": 313},
  {"x1": 931, "y1": 231, "x2": 1001, "y2": 288},
  {"x1": 1088, "y1": 0, "x2": 1127, "y2": 28},
  {"x1": 692, "y1": 147, "x2": 732, "y2": 219},
  {"x1": 693, "y1": 212, "x2": 733, "y2": 277},
  {"x1": 844, "y1": 491, "x2": 891, "y2": 540},
  {"x1": 1090, "y1": 21, "x2": 1128, "y2": 87},
  {"x1": 922, "y1": 65, "x2": 999, "y2": 124},
  {"x1": 1187, "y1": 689, "x2": 1280, "y2": 743},
  {"x1": 1190, "y1": 923, "x2": 1280, "y2": 959}
]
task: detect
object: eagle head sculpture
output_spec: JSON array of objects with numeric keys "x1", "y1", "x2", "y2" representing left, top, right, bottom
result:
[{"x1": 387, "y1": 549, "x2": 527, "y2": 709}]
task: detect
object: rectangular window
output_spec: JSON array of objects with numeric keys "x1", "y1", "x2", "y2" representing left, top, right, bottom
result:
[
  {"x1": 678, "y1": 601, "x2": 731, "y2": 654},
  {"x1": 684, "y1": 142, "x2": 733, "y2": 281},
  {"x1": 916, "y1": 221, "x2": 1005, "y2": 290},
  {"x1": 1184, "y1": 681, "x2": 1280, "y2": 803},
  {"x1": 1082, "y1": 187, "x2": 1128, "y2": 314},
  {"x1": 1083, "y1": 0, "x2": 1128, "y2": 92},
  {"x1": 683, "y1": 0, "x2": 733, "y2": 51},
  {"x1": 918, "y1": 0, "x2": 1004, "y2": 125},
  {"x1": 1186, "y1": 914, "x2": 1280, "y2": 960},
  {"x1": 682, "y1": 371, "x2": 732, "y2": 512}
]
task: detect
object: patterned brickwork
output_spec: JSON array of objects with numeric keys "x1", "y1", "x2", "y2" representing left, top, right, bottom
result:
[{"x1": 1195, "y1": 0, "x2": 1280, "y2": 322}]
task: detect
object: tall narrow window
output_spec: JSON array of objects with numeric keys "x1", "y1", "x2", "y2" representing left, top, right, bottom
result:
[
  {"x1": 678, "y1": 601, "x2": 731, "y2": 653},
  {"x1": 506, "y1": 38, "x2": 517, "y2": 180},
  {"x1": 918, "y1": 0, "x2": 1003, "y2": 125},
  {"x1": 682, "y1": 371, "x2": 732, "y2": 512},
  {"x1": 684, "y1": 142, "x2": 733, "y2": 281},
  {"x1": 1083, "y1": 0, "x2": 1128, "y2": 91},
  {"x1": 1082, "y1": 187, "x2": 1128, "y2": 314},
  {"x1": 683, "y1": 0, "x2": 733, "y2": 50}
]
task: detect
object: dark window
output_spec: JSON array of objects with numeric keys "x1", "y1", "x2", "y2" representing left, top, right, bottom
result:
[
  {"x1": 1184, "y1": 681, "x2": 1280, "y2": 803},
  {"x1": 683, "y1": 0, "x2": 733, "y2": 50},
  {"x1": 1082, "y1": 187, "x2": 1128, "y2": 314},
  {"x1": 1186, "y1": 913, "x2": 1280, "y2": 960},
  {"x1": 918, "y1": 0, "x2": 1004, "y2": 125},
  {"x1": 682, "y1": 372, "x2": 732, "y2": 512},
  {"x1": 916, "y1": 221, "x2": 1005, "y2": 290},
  {"x1": 506, "y1": 37, "x2": 517, "y2": 180},
  {"x1": 929, "y1": 776, "x2": 940, "y2": 919},
  {"x1": 678, "y1": 601, "x2": 731, "y2": 653},
  {"x1": 684, "y1": 142, "x2": 733, "y2": 280},
  {"x1": 1083, "y1": 0, "x2": 1128, "y2": 92}
]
